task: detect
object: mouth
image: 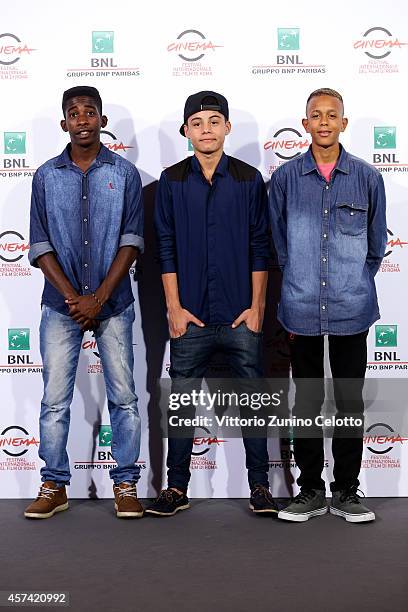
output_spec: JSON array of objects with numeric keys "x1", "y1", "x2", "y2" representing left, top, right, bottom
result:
[
  {"x1": 317, "y1": 131, "x2": 331, "y2": 137},
  {"x1": 76, "y1": 130, "x2": 92, "y2": 138},
  {"x1": 200, "y1": 138, "x2": 216, "y2": 143}
]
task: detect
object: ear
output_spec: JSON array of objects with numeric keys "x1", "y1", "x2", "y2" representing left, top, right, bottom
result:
[
  {"x1": 60, "y1": 119, "x2": 68, "y2": 132},
  {"x1": 341, "y1": 117, "x2": 348, "y2": 132},
  {"x1": 225, "y1": 120, "x2": 231, "y2": 135},
  {"x1": 183, "y1": 124, "x2": 188, "y2": 138},
  {"x1": 302, "y1": 118, "x2": 309, "y2": 133}
]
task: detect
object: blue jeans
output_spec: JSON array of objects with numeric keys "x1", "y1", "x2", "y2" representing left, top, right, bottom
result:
[
  {"x1": 39, "y1": 304, "x2": 141, "y2": 485},
  {"x1": 167, "y1": 323, "x2": 269, "y2": 492}
]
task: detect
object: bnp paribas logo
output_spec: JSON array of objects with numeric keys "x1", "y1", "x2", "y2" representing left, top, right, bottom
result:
[
  {"x1": 92, "y1": 31, "x2": 114, "y2": 53},
  {"x1": 99, "y1": 425, "x2": 112, "y2": 446},
  {"x1": 4, "y1": 132, "x2": 26, "y2": 155},
  {"x1": 277, "y1": 28, "x2": 300, "y2": 51},
  {"x1": 375, "y1": 325, "x2": 398, "y2": 347},
  {"x1": 374, "y1": 126, "x2": 396, "y2": 149},
  {"x1": 8, "y1": 328, "x2": 30, "y2": 350}
]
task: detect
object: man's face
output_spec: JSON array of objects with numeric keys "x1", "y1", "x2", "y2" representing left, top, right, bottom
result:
[
  {"x1": 302, "y1": 95, "x2": 347, "y2": 148},
  {"x1": 184, "y1": 110, "x2": 231, "y2": 154},
  {"x1": 60, "y1": 96, "x2": 107, "y2": 147}
]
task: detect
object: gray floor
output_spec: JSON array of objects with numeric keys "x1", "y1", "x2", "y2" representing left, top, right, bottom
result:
[{"x1": 1, "y1": 498, "x2": 407, "y2": 612}]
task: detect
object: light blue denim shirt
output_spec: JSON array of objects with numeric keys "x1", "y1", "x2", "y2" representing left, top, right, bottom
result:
[
  {"x1": 29, "y1": 144, "x2": 144, "y2": 319},
  {"x1": 269, "y1": 145, "x2": 387, "y2": 336}
]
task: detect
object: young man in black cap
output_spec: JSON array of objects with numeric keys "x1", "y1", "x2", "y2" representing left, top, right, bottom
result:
[
  {"x1": 25, "y1": 86, "x2": 145, "y2": 519},
  {"x1": 269, "y1": 88, "x2": 386, "y2": 522},
  {"x1": 147, "y1": 91, "x2": 276, "y2": 516}
]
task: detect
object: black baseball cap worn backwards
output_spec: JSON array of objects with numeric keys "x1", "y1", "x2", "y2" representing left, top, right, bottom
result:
[
  {"x1": 180, "y1": 90, "x2": 229, "y2": 136},
  {"x1": 62, "y1": 86, "x2": 102, "y2": 115}
]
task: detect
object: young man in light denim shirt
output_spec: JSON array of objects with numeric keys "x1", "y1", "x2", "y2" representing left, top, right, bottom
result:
[
  {"x1": 269, "y1": 88, "x2": 387, "y2": 523},
  {"x1": 25, "y1": 86, "x2": 144, "y2": 520}
]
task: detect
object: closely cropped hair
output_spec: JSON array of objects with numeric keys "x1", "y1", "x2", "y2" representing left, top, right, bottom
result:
[{"x1": 306, "y1": 88, "x2": 344, "y2": 114}]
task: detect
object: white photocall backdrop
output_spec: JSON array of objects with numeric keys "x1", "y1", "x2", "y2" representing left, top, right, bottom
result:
[{"x1": 1, "y1": 0, "x2": 407, "y2": 498}]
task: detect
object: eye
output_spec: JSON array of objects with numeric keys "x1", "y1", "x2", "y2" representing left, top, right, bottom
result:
[{"x1": 88, "y1": 111, "x2": 95, "y2": 116}]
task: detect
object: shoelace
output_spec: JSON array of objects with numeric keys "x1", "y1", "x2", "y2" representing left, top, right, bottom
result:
[
  {"x1": 117, "y1": 485, "x2": 137, "y2": 499},
  {"x1": 252, "y1": 485, "x2": 271, "y2": 499},
  {"x1": 159, "y1": 489, "x2": 178, "y2": 502},
  {"x1": 37, "y1": 485, "x2": 58, "y2": 500},
  {"x1": 293, "y1": 489, "x2": 316, "y2": 505},
  {"x1": 339, "y1": 489, "x2": 360, "y2": 504}
]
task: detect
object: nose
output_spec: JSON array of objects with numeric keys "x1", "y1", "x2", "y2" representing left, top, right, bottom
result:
[{"x1": 77, "y1": 112, "x2": 89, "y2": 126}]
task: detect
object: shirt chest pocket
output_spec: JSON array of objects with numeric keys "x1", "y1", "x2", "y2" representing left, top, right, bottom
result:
[{"x1": 336, "y1": 201, "x2": 368, "y2": 236}]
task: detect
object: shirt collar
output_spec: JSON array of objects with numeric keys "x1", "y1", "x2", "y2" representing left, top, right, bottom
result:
[
  {"x1": 53, "y1": 143, "x2": 116, "y2": 169},
  {"x1": 191, "y1": 151, "x2": 229, "y2": 178},
  {"x1": 301, "y1": 143, "x2": 350, "y2": 176}
]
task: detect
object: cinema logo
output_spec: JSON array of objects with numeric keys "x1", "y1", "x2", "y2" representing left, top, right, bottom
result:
[
  {"x1": 167, "y1": 29, "x2": 223, "y2": 77},
  {"x1": 0, "y1": 425, "x2": 38, "y2": 471},
  {"x1": 101, "y1": 130, "x2": 133, "y2": 156},
  {"x1": 1, "y1": 131, "x2": 36, "y2": 178},
  {"x1": 367, "y1": 324, "x2": 407, "y2": 373},
  {"x1": 0, "y1": 230, "x2": 31, "y2": 277},
  {"x1": 354, "y1": 27, "x2": 408, "y2": 74},
  {"x1": 0, "y1": 33, "x2": 36, "y2": 80},
  {"x1": 191, "y1": 426, "x2": 225, "y2": 470},
  {"x1": 81, "y1": 331, "x2": 102, "y2": 375},
  {"x1": 66, "y1": 30, "x2": 140, "y2": 79},
  {"x1": 264, "y1": 127, "x2": 309, "y2": 174},
  {"x1": 74, "y1": 425, "x2": 146, "y2": 471},
  {"x1": 251, "y1": 27, "x2": 326, "y2": 77},
  {"x1": 362, "y1": 422, "x2": 406, "y2": 469},
  {"x1": 372, "y1": 126, "x2": 408, "y2": 173},
  {"x1": 380, "y1": 228, "x2": 407, "y2": 273}
]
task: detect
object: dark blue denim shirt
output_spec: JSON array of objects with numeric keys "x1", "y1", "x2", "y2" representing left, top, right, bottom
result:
[
  {"x1": 29, "y1": 144, "x2": 144, "y2": 319},
  {"x1": 269, "y1": 145, "x2": 387, "y2": 336},
  {"x1": 154, "y1": 153, "x2": 270, "y2": 325}
]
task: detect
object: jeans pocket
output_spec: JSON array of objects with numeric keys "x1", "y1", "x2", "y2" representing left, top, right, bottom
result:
[
  {"x1": 170, "y1": 323, "x2": 191, "y2": 342},
  {"x1": 243, "y1": 322, "x2": 263, "y2": 337},
  {"x1": 336, "y1": 202, "x2": 368, "y2": 236}
]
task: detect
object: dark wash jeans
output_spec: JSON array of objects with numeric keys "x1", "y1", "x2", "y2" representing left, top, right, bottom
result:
[
  {"x1": 167, "y1": 323, "x2": 269, "y2": 492},
  {"x1": 289, "y1": 331, "x2": 368, "y2": 492}
]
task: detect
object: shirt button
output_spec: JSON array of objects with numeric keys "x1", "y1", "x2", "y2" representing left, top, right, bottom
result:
[
  {"x1": 82, "y1": 196, "x2": 87, "y2": 200},
  {"x1": 324, "y1": 209, "x2": 328, "y2": 214},
  {"x1": 322, "y1": 281, "x2": 326, "y2": 286},
  {"x1": 84, "y1": 240, "x2": 88, "y2": 245},
  {"x1": 84, "y1": 263, "x2": 88, "y2": 268},
  {"x1": 322, "y1": 305, "x2": 326, "y2": 310},
  {"x1": 84, "y1": 218, "x2": 88, "y2": 222},
  {"x1": 325, "y1": 185, "x2": 329, "y2": 190},
  {"x1": 322, "y1": 257, "x2": 327, "y2": 262},
  {"x1": 350, "y1": 212, "x2": 354, "y2": 216},
  {"x1": 84, "y1": 285, "x2": 88, "y2": 290},
  {"x1": 323, "y1": 233, "x2": 327, "y2": 238}
]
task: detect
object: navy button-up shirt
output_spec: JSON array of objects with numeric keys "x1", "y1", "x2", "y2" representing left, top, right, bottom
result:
[
  {"x1": 29, "y1": 144, "x2": 144, "y2": 319},
  {"x1": 269, "y1": 145, "x2": 387, "y2": 336},
  {"x1": 154, "y1": 153, "x2": 270, "y2": 325}
]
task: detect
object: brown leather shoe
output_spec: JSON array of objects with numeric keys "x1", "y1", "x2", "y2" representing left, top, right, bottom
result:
[
  {"x1": 113, "y1": 482, "x2": 144, "y2": 518},
  {"x1": 24, "y1": 481, "x2": 69, "y2": 519}
]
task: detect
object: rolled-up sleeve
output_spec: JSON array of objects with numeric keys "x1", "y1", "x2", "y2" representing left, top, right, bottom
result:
[
  {"x1": 249, "y1": 172, "x2": 270, "y2": 271},
  {"x1": 367, "y1": 171, "x2": 387, "y2": 276},
  {"x1": 268, "y1": 170, "x2": 288, "y2": 271},
  {"x1": 119, "y1": 166, "x2": 144, "y2": 253},
  {"x1": 154, "y1": 171, "x2": 177, "y2": 274},
  {"x1": 29, "y1": 169, "x2": 55, "y2": 267}
]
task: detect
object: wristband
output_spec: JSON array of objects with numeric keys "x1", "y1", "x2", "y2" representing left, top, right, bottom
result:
[{"x1": 92, "y1": 292, "x2": 103, "y2": 308}]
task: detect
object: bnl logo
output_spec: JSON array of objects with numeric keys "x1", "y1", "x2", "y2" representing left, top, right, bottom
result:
[
  {"x1": 8, "y1": 328, "x2": 33, "y2": 365},
  {"x1": 91, "y1": 31, "x2": 117, "y2": 68},
  {"x1": 277, "y1": 28, "x2": 302, "y2": 65},
  {"x1": 373, "y1": 127, "x2": 399, "y2": 164},
  {"x1": 374, "y1": 325, "x2": 399, "y2": 363},
  {"x1": 3, "y1": 132, "x2": 29, "y2": 169}
]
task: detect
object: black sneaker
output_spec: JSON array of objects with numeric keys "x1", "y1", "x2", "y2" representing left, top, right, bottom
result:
[
  {"x1": 278, "y1": 488, "x2": 327, "y2": 522},
  {"x1": 249, "y1": 484, "x2": 279, "y2": 514},
  {"x1": 330, "y1": 488, "x2": 375, "y2": 523},
  {"x1": 145, "y1": 488, "x2": 190, "y2": 517}
]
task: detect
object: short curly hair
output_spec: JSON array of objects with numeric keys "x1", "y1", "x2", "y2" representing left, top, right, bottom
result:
[{"x1": 306, "y1": 88, "x2": 344, "y2": 115}]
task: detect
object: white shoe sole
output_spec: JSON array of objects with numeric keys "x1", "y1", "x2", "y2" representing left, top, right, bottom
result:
[
  {"x1": 329, "y1": 506, "x2": 375, "y2": 522},
  {"x1": 249, "y1": 504, "x2": 278, "y2": 514},
  {"x1": 144, "y1": 503, "x2": 190, "y2": 517},
  {"x1": 278, "y1": 506, "x2": 328, "y2": 522},
  {"x1": 114, "y1": 503, "x2": 144, "y2": 518},
  {"x1": 24, "y1": 502, "x2": 69, "y2": 519}
]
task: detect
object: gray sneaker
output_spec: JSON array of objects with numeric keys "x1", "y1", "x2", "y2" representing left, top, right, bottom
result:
[
  {"x1": 330, "y1": 489, "x2": 375, "y2": 523},
  {"x1": 278, "y1": 488, "x2": 327, "y2": 522}
]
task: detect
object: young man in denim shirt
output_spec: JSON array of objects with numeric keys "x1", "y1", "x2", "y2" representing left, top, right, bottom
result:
[
  {"x1": 25, "y1": 86, "x2": 144, "y2": 519},
  {"x1": 269, "y1": 88, "x2": 386, "y2": 522},
  {"x1": 148, "y1": 91, "x2": 276, "y2": 516}
]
